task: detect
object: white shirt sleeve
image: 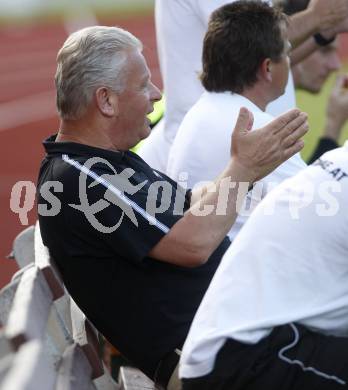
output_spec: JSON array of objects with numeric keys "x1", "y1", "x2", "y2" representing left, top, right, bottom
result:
[
  {"x1": 195, "y1": 0, "x2": 273, "y2": 24},
  {"x1": 194, "y1": 0, "x2": 237, "y2": 24}
]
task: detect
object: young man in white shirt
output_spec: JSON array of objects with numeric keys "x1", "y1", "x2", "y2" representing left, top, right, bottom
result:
[
  {"x1": 138, "y1": 0, "x2": 348, "y2": 172},
  {"x1": 180, "y1": 141, "x2": 348, "y2": 389},
  {"x1": 167, "y1": 1, "x2": 306, "y2": 242}
]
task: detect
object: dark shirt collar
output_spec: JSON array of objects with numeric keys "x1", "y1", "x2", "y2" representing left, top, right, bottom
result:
[{"x1": 43, "y1": 134, "x2": 125, "y2": 163}]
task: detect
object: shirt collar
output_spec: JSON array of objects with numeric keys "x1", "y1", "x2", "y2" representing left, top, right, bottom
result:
[
  {"x1": 43, "y1": 134, "x2": 125, "y2": 163},
  {"x1": 202, "y1": 91, "x2": 263, "y2": 114}
]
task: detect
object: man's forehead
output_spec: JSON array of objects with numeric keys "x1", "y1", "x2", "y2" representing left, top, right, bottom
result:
[
  {"x1": 125, "y1": 49, "x2": 150, "y2": 79},
  {"x1": 121, "y1": 50, "x2": 150, "y2": 84}
]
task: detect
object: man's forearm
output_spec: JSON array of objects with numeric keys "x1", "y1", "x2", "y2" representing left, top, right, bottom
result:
[
  {"x1": 287, "y1": 9, "x2": 319, "y2": 49},
  {"x1": 290, "y1": 37, "x2": 317, "y2": 66},
  {"x1": 186, "y1": 160, "x2": 255, "y2": 251},
  {"x1": 148, "y1": 159, "x2": 254, "y2": 268},
  {"x1": 287, "y1": 0, "x2": 348, "y2": 49}
]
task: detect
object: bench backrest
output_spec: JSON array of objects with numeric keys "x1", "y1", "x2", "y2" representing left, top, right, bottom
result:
[
  {"x1": 0, "y1": 340, "x2": 56, "y2": 390},
  {"x1": 5, "y1": 223, "x2": 156, "y2": 390},
  {"x1": 5, "y1": 266, "x2": 53, "y2": 350}
]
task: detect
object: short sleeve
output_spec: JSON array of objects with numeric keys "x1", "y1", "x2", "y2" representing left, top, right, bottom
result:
[
  {"x1": 195, "y1": 0, "x2": 272, "y2": 25},
  {"x1": 63, "y1": 166, "x2": 188, "y2": 264},
  {"x1": 195, "y1": 0, "x2": 235, "y2": 24}
]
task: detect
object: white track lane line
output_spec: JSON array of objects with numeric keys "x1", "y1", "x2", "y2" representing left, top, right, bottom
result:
[
  {"x1": 0, "y1": 6, "x2": 98, "y2": 133},
  {"x1": 0, "y1": 90, "x2": 57, "y2": 132}
]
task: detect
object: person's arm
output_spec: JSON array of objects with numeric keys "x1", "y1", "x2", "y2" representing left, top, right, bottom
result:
[
  {"x1": 323, "y1": 74, "x2": 348, "y2": 141},
  {"x1": 149, "y1": 108, "x2": 308, "y2": 267},
  {"x1": 308, "y1": 74, "x2": 348, "y2": 164},
  {"x1": 290, "y1": 37, "x2": 317, "y2": 67},
  {"x1": 290, "y1": 19, "x2": 348, "y2": 66},
  {"x1": 287, "y1": 0, "x2": 348, "y2": 49}
]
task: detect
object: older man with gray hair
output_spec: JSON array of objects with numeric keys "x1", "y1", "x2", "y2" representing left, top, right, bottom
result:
[{"x1": 37, "y1": 25, "x2": 308, "y2": 389}]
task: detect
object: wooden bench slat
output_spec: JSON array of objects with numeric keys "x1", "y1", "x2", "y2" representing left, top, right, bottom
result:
[
  {"x1": 0, "y1": 330, "x2": 13, "y2": 360},
  {"x1": 11, "y1": 263, "x2": 34, "y2": 283},
  {"x1": 41, "y1": 305, "x2": 74, "y2": 369},
  {"x1": 0, "y1": 276, "x2": 23, "y2": 328},
  {"x1": 0, "y1": 340, "x2": 56, "y2": 390},
  {"x1": 0, "y1": 354, "x2": 14, "y2": 385},
  {"x1": 54, "y1": 295, "x2": 73, "y2": 336},
  {"x1": 70, "y1": 299, "x2": 104, "y2": 379},
  {"x1": 12, "y1": 225, "x2": 35, "y2": 269},
  {"x1": 56, "y1": 343, "x2": 95, "y2": 390},
  {"x1": 118, "y1": 367, "x2": 154, "y2": 390},
  {"x1": 34, "y1": 223, "x2": 73, "y2": 334},
  {"x1": 94, "y1": 365, "x2": 120, "y2": 390},
  {"x1": 6, "y1": 226, "x2": 119, "y2": 389},
  {"x1": 34, "y1": 222, "x2": 64, "y2": 301},
  {"x1": 5, "y1": 267, "x2": 53, "y2": 350},
  {"x1": 0, "y1": 329, "x2": 14, "y2": 385}
]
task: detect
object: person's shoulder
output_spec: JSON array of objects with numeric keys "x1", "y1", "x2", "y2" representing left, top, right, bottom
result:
[
  {"x1": 251, "y1": 110, "x2": 274, "y2": 130},
  {"x1": 322, "y1": 143, "x2": 348, "y2": 164},
  {"x1": 179, "y1": 92, "x2": 240, "y2": 132},
  {"x1": 38, "y1": 153, "x2": 79, "y2": 183},
  {"x1": 40, "y1": 152, "x2": 123, "y2": 193},
  {"x1": 175, "y1": 93, "x2": 216, "y2": 134},
  {"x1": 311, "y1": 145, "x2": 348, "y2": 184}
]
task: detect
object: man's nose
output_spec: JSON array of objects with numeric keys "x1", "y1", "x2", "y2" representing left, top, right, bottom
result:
[
  {"x1": 328, "y1": 53, "x2": 341, "y2": 71},
  {"x1": 150, "y1": 82, "x2": 162, "y2": 102}
]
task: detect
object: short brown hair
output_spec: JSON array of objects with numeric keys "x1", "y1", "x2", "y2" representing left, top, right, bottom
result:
[
  {"x1": 281, "y1": 0, "x2": 310, "y2": 15},
  {"x1": 201, "y1": 0, "x2": 287, "y2": 94}
]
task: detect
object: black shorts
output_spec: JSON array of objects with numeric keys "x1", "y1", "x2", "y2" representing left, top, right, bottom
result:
[{"x1": 182, "y1": 323, "x2": 348, "y2": 390}]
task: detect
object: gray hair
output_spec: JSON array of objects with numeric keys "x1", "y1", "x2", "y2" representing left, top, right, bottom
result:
[{"x1": 55, "y1": 26, "x2": 142, "y2": 120}]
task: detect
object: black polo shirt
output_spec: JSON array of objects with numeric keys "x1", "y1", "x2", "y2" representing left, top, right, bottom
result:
[{"x1": 37, "y1": 136, "x2": 231, "y2": 379}]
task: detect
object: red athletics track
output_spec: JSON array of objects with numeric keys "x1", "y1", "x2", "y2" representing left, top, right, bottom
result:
[
  {"x1": 1, "y1": 15, "x2": 348, "y2": 289},
  {"x1": 0, "y1": 12, "x2": 161, "y2": 288}
]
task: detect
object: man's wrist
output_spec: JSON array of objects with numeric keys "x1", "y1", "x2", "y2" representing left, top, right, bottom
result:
[
  {"x1": 314, "y1": 32, "x2": 336, "y2": 46},
  {"x1": 324, "y1": 119, "x2": 343, "y2": 141},
  {"x1": 227, "y1": 158, "x2": 257, "y2": 186}
]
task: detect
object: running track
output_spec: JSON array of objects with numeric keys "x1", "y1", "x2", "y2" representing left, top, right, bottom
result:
[{"x1": 1, "y1": 15, "x2": 348, "y2": 288}]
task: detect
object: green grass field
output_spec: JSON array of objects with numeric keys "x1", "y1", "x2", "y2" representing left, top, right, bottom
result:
[{"x1": 297, "y1": 69, "x2": 348, "y2": 161}]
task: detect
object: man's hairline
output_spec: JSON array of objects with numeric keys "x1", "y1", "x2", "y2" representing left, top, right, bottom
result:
[{"x1": 112, "y1": 47, "x2": 149, "y2": 95}]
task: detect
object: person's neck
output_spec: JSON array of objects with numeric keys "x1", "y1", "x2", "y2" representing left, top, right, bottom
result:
[
  {"x1": 240, "y1": 84, "x2": 272, "y2": 112},
  {"x1": 56, "y1": 118, "x2": 123, "y2": 152}
]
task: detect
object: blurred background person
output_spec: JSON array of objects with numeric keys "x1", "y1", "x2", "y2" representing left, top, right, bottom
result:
[{"x1": 282, "y1": 0, "x2": 348, "y2": 163}]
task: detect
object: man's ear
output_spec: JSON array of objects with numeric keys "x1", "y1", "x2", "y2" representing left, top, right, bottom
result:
[
  {"x1": 95, "y1": 87, "x2": 119, "y2": 117},
  {"x1": 259, "y1": 58, "x2": 272, "y2": 83}
]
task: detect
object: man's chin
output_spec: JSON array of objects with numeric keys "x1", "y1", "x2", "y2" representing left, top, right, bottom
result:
[
  {"x1": 140, "y1": 124, "x2": 152, "y2": 140},
  {"x1": 306, "y1": 85, "x2": 322, "y2": 94}
]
